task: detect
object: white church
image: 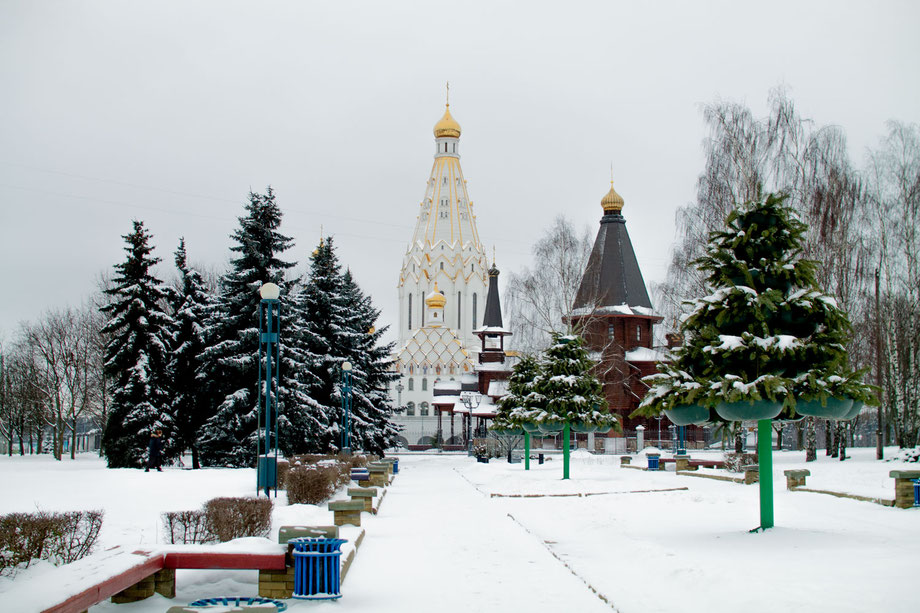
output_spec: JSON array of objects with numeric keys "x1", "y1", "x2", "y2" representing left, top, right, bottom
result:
[{"x1": 390, "y1": 102, "x2": 498, "y2": 445}]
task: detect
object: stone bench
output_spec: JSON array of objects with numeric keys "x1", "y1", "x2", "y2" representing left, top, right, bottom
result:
[
  {"x1": 890, "y1": 470, "x2": 920, "y2": 509},
  {"x1": 784, "y1": 469, "x2": 811, "y2": 489},
  {"x1": 741, "y1": 464, "x2": 759, "y2": 485},
  {"x1": 364, "y1": 464, "x2": 390, "y2": 488},
  {"x1": 348, "y1": 487, "x2": 378, "y2": 512},
  {"x1": 329, "y1": 500, "x2": 365, "y2": 526}
]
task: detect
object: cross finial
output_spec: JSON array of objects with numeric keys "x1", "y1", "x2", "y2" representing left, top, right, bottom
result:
[
  {"x1": 492, "y1": 245, "x2": 496, "y2": 266},
  {"x1": 446, "y1": 81, "x2": 450, "y2": 107},
  {"x1": 610, "y1": 162, "x2": 614, "y2": 186}
]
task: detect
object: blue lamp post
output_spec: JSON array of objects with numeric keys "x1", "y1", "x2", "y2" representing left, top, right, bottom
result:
[
  {"x1": 341, "y1": 361, "x2": 353, "y2": 454},
  {"x1": 257, "y1": 282, "x2": 281, "y2": 497}
]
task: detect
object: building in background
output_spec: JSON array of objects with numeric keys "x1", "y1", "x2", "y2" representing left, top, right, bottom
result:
[
  {"x1": 391, "y1": 102, "x2": 491, "y2": 445},
  {"x1": 567, "y1": 181, "x2": 676, "y2": 449}
]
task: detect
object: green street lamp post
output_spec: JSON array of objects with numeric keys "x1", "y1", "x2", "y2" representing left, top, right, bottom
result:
[
  {"x1": 257, "y1": 282, "x2": 281, "y2": 498},
  {"x1": 341, "y1": 361, "x2": 353, "y2": 454}
]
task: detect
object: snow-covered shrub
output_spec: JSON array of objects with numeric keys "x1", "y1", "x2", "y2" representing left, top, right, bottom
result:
[
  {"x1": 895, "y1": 447, "x2": 920, "y2": 463},
  {"x1": 0, "y1": 510, "x2": 103, "y2": 575},
  {"x1": 286, "y1": 463, "x2": 349, "y2": 505},
  {"x1": 723, "y1": 452, "x2": 757, "y2": 473},
  {"x1": 162, "y1": 510, "x2": 213, "y2": 545},
  {"x1": 202, "y1": 497, "x2": 273, "y2": 542}
]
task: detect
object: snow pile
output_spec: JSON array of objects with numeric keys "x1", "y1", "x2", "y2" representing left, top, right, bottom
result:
[{"x1": 894, "y1": 446, "x2": 920, "y2": 463}]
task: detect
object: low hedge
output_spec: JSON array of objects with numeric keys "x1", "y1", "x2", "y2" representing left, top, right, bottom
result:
[
  {"x1": 162, "y1": 497, "x2": 272, "y2": 544},
  {"x1": 0, "y1": 510, "x2": 103, "y2": 575}
]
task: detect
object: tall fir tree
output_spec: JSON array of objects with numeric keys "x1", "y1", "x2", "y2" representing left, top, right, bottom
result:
[
  {"x1": 167, "y1": 239, "x2": 211, "y2": 469},
  {"x1": 101, "y1": 220, "x2": 174, "y2": 468},
  {"x1": 197, "y1": 188, "x2": 296, "y2": 467},
  {"x1": 535, "y1": 334, "x2": 616, "y2": 429},
  {"x1": 338, "y1": 269, "x2": 400, "y2": 454},
  {"x1": 493, "y1": 353, "x2": 543, "y2": 428},
  {"x1": 635, "y1": 191, "x2": 876, "y2": 428},
  {"x1": 296, "y1": 237, "x2": 350, "y2": 453}
]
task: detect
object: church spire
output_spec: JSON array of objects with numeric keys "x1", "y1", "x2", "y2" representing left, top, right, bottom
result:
[
  {"x1": 482, "y1": 262, "x2": 503, "y2": 328},
  {"x1": 573, "y1": 179, "x2": 652, "y2": 311}
]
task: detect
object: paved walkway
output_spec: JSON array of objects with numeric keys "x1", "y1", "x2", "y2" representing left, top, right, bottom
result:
[{"x1": 299, "y1": 455, "x2": 612, "y2": 612}]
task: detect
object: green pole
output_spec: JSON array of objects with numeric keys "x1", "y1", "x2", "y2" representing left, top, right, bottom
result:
[
  {"x1": 563, "y1": 423, "x2": 570, "y2": 480},
  {"x1": 524, "y1": 432, "x2": 531, "y2": 471},
  {"x1": 757, "y1": 419, "x2": 774, "y2": 529}
]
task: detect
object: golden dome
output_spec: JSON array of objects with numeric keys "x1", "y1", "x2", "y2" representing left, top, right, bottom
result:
[
  {"x1": 433, "y1": 105, "x2": 461, "y2": 139},
  {"x1": 601, "y1": 181, "x2": 625, "y2": 214},
  {"x1": 426, "y1": 282, "x2": 447, "y2": 308}
]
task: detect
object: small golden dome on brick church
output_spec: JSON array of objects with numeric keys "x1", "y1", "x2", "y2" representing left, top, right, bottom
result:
[{"x1": 601, "y1": 181, "x2": 625, "y2": 214}]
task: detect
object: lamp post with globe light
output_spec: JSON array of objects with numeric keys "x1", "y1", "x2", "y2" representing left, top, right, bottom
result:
[
  {"x1": 460, "y1": 391, "x2": 482, "y2": 455},
  {"x1": 257, "y1": 282, "x2": 281, "y2": 497}
]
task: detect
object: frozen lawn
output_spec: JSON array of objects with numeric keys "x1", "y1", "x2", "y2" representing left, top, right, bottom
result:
[{"x1": 0, "y1": 448, "x2": 917, "y2": 612}]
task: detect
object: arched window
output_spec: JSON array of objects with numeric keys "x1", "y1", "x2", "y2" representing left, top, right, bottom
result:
[
  {"x1": 457, "y1": 291, "x2": 462, "y2": 328},
  {"x1": 408, "y1": 378, "x2": 414, "y2": 391},
  {"x1": 472, "y1": 293, "x2": 478, "y2": 328},
  {"x1": 422, "y1": 378, "x2": 428, "y2": 391},
  {"x1": 636, "y1": 324, "x2": 641, "y2": 341},
  {"x1": 407, "y1": 401, "x2": 416, "y2": 416},
  {"x1": 420, "y1": 402, "x2": 429, "y2": 416},
  {"x1": 440, "y1": 262, "x2": 444, "y2": 270},
  {"x1": 408, "y1": 294, "x2": 413, "y2": 329}
]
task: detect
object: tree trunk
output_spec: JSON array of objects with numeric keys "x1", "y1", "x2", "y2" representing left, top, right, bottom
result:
[
  {"x1": 70, "y1": 417, "x2": 78, "y2": 460},
  {"x1": 824, "y1": 420, "x2": 833, "y2": 455},
  {"x1": 734, "y1": 427, "x2": 744, "y2": 453},
  {"x1": 191, "y1": 444, "x2": 200, "y2": 470},
  {"x1": 805, "y1": 417, "x2": 817, "y2": 462},
  {"x1": 831, "y1": 421, "x2": 840, "y2": 458},
  {"x1": 838, "y1": 422, "x2": 847, "y2": 461}
]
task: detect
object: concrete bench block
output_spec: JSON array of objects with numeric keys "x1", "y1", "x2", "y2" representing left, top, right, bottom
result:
[
  {"x1": 783, "y1": 469, "x2": 811, "y2": 489},
  {"x1": 348, "y1": 487, "x2": 377, "y2": 512},
  {"x1": 741, "y1": 464, "x2": 759, "y2": 485},
  {"x1": 620, "y1": 456, "x2": 632, "y2": 466},
  {"x1": 278, "y1": 525, "x2": 339, "y2": 543},
  {"x1": 329, "y1": 500, "x2": 365, "y2": 526},
  {"x1": 890, "y1": 470, "x2": 920, "y2": 509},
  {"x1": 674, "y1": 454, "x2": 691, "y2": 472}
]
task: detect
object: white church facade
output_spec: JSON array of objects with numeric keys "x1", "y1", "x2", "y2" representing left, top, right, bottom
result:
[{"x1": 391, "y1": 103, "x2": 491, "y2": 444}]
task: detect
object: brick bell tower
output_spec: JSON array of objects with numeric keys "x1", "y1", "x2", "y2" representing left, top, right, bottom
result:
[{"x1": 567, "y1": 180, "x2": 664, "y2": 434}]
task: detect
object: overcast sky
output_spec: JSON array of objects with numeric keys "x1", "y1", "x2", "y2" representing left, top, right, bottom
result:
[{"x1": 2, "y1": 1, "x2": 918, "y2": 344}]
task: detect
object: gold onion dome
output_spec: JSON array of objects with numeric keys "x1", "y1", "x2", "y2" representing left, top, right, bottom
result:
[
  {"x1": 426, "y1": 282, "x2": 447, "y2": 308},
  {"x1": 601, "y1": 181, "x2": 625, "y2": 214},
  {"x1": 433, "y1": 105, "x2": 461, "y2": 139}
]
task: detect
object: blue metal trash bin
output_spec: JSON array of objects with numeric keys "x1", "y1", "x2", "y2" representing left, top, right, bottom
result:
[
  {"x1": 392, "y1": 458, "x2": 399, "y2": 474},
  {"x1": 289, "y1": 537, "x2": 347, "y2": 600},
  {"x1": 647, "y1": 454, "x2": 660, "y2": 471},
  {"x1": 913, "y1": 479, "x2": 919, "y2": 507}
]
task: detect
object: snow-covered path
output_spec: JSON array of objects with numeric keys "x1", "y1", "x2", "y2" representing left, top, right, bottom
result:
[{"x1": 301, "y1": 455, "x2": 611, "y2": 612}]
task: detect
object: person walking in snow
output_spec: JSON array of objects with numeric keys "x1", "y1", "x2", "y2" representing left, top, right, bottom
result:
[{"x1": 145, "y1": 429, "x2": 164, "y2": 472}]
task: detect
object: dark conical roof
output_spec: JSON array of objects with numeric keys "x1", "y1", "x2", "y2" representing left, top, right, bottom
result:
[
  {"x1": 482, "y1": 264, "x2": 503, "y2": 327},
  {"x1": 573, "y1": 212, "x2": 652, "y2": 311}
]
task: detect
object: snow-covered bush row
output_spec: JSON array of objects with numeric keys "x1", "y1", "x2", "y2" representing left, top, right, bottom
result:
[
  {"x1": 0, "y1": 510, "x2": 102, "y2": 575},
  {"x1": 894, "y1": 447, "x2": 920, "y2": 463},
  {"x1": 161, "y1": 497, "x2": 272, "y2": 544}
]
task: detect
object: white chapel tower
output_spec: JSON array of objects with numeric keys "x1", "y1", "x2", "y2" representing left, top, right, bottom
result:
[{"x1": 393, "y1": 101, "x2": 489, "y2": 422}]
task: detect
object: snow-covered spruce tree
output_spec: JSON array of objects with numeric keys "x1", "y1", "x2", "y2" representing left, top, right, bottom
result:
[
  {"x1": 492, "y1": 353, "x2": 543, "y2": 430},
  {"x1": 167, "y1": 239, "x2": 212, "y2": 469},
  {"x1": 101, "y1": 220, "x2": 174, "y2": 468},
  {"x1": 634, "y1": 191, "x2": 876, "y2": 429},
  {"x1": 294, "y1": 237, "x2": 348, "y2": 453},
  {"x1": 534, "y1": 334, "x2": 617, "y2": 430},
  {"x1": 337, "y1": 269, "x2": 400, "y2": 454},
  {"x1": 197, "y1": 188, "x2": 296, "y2": 467}
]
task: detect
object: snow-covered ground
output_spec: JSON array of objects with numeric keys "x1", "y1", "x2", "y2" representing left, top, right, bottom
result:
[{"x1": 1, "y1": 448, "x2": 917, "y2": 612}]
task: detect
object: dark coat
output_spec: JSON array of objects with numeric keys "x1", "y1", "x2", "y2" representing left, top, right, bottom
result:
[{"x1": 148, "y1": 434, "x2": 163, "y2": 464}]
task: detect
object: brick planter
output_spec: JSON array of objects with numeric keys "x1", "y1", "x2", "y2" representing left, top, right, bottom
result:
[
  {"x1": 258, "y1": 566, "x2": 295, "y2": 599},
  {"x1": 111, "y1": 574, "x2": 155, "y2": 604},
  {"x1": 674, "y1": 455, "x2": 691, "y2": 472}
]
